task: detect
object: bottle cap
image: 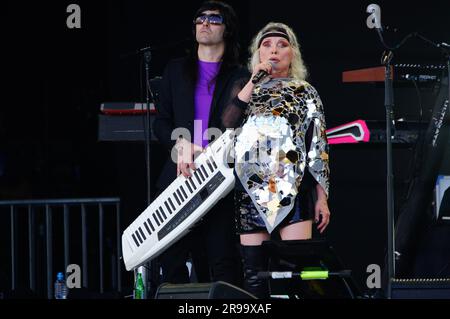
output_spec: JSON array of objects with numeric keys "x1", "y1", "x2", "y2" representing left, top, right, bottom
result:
[{"x1": 57, "y1": 272, "x2": 64, "y2": 281}]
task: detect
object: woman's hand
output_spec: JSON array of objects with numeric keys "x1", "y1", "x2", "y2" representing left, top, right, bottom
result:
[
  {"x1": 314, "y1": 184, "x2": 330, "y2": 234},
  {"x1": 176, "y1": 138, "x2": 203, "y2": 178},
  {"x1": 251, "y1": 61, "x2": 273, "y2": 80},
  {"x1": 315, "y1": 198, "x2": 330, "y2": 233},
  {"x1": 238, "y1": 61, "x2": 274, "y2": 103}
]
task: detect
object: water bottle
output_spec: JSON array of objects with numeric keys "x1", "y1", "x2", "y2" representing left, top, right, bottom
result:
[
  {"x1": 54, "y1": 272, "x2": 68, "y2": 299},
  {"x1": 134, "y1": 273, "x2": 145, "y2": 299}
]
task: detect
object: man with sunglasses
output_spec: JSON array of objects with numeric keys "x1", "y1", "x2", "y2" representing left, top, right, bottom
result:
[{"x1": 154, "y1": 1, "x2": 248, "y2": 288}]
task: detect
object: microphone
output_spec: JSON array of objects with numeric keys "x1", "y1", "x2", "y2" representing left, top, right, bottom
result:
[{"x1": 252, "y1": 61, "x2": 275, "y2": 84}]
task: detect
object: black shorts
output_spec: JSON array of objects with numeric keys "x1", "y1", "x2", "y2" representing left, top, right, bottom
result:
[{"x1": 234, "y1": 188, "x2": 315, "y2": 234}]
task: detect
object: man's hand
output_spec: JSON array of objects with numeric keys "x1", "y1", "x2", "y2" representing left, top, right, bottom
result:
[{"x1": 176, "y1": 138, "x2": 203, "y2": 178}]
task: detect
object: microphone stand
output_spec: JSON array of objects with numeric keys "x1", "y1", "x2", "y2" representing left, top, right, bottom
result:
[
  {"x1": 143, "y1": 49, "x2": 153, "y2": 208},
  {"x1": 370, "y1": 24, "x2": 397, "y2": 298},
  {"x1": 381, "y1": 49, "x2": 396, "y2": 299},
  {"x1": 135, "y1": 48, "x2": 157, "y2": 299}
]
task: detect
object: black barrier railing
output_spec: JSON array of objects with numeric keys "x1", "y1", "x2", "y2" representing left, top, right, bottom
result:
[{"x1": 0, "y1": 198, "x2": 122, "y2": 299}]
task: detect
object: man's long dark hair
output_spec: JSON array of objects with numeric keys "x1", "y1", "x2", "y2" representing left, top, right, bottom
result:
[{"x1": 185, "y1": 1, "x2": 240, "y2": 84}]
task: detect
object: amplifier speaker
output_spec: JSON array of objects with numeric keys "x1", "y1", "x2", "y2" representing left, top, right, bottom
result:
[
  {"x1": 155, "y1": 281, "x2": 256, "y2": 299},
  {"x1": 391, "y1": 278, "x2": 450, "y2": 299}
]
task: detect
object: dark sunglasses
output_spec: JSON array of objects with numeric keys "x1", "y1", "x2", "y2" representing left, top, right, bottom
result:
[{"x1": 193, "y1": 13, "x2": 224, "y2": 25}]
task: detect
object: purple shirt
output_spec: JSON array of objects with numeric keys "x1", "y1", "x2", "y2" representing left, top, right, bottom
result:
[{"x1": 194, "y1": 60, "x2": 221, "y2": 148}]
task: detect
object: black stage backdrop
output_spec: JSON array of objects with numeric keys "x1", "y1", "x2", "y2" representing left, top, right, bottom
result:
[{"x1": 2, "y1": 0, "x2": 450, "y2": 295}]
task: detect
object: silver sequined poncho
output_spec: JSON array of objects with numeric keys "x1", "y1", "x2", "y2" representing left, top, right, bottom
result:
[{"x1": 234, "y1": 78, "x2": 330, "y2": 233}]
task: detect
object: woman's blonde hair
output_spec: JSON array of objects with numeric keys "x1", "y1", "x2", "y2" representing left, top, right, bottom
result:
[{"x1": 248, "y1": 22, "x2": 308, "y2": 81}]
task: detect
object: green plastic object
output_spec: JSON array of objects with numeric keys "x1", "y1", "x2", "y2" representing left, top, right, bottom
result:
[{"x1": 300, "y1": 270, "x2": 329, "y2": 280}]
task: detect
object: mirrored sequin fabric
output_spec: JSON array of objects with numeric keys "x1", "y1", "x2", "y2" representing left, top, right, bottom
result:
[{"x1": 234, "y1": 78, "x2": 329, "y2": 233}]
